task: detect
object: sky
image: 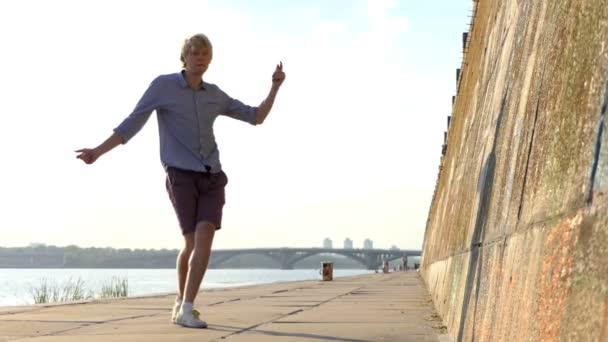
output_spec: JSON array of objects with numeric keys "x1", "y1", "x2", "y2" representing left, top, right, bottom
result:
[{"x1": 0, "y1": 0, "x2": 472, "y2": 250}]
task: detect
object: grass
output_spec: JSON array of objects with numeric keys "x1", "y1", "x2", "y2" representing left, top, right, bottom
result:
[
  {"x1": 30, "y1": 277, "x2": 93, "y2": 304},
  {"x1": 100, "y1": 276, "x2": 128, "y2": 299},
  {"x1": 30, "y1": 276, "x2": 128, "y2": 304}
]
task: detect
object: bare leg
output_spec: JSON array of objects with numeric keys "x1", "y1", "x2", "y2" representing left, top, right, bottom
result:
[
  {"x1": 184, "y1": 221, "x2": 216, "y2": 303},
  {"x1": 176, "y1": 234, "x2": 194, "y2": 300}
]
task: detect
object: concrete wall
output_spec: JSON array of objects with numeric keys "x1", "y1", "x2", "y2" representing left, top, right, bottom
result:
[{"x1": 420, "y1": 1, "x2": 608, "y2": 341}]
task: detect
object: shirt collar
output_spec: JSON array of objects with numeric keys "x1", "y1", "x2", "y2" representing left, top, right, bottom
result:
[{"x1": 178, "y1": 70, "x2": 206, "y2": 90}]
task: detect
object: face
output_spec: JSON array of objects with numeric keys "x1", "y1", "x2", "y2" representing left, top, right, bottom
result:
[{"x1": 184, "y1": 45, "x2": 212, "y2": 75}]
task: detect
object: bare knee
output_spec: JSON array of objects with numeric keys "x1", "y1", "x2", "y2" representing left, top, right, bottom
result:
[
  {"x1": 182, "y1": 233, "x2": 195, "y2": 254},
  {"x1": 193, "y1": 221, "x2": 216, "y2": 249}
]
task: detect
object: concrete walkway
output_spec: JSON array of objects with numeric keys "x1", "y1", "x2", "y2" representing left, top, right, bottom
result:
[{"x1": 0, "y1": 272, "x2": 448, "y2": 342}]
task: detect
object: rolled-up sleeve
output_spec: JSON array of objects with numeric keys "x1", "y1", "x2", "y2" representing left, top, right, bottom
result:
[
  {"x1": 218, "y1": 88, "x2": 257, "y2": 125},
  {"x1": 114, "y1": 77, "x2": 162, "y2": 143}
]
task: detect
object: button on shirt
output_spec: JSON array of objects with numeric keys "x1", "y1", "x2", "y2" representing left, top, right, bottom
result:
[{"x1": 114, "y1": 72, "x2": 257, "y2": 173}]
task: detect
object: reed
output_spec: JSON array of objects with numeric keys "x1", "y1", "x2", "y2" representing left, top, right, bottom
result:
[
  {"x1": 100, "y1": 276, "x2": 128, "y2": 299},
  {"x1": 30, "y1": 277, "x2": 93, "y2": 304},
  {"x1": 31, "y1": 276, "x2": 128, "y2": 304}
]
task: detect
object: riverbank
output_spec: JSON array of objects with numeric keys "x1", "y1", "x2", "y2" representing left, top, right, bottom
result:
[
  {"x1": 0, "y1": 268, "x2": 372, "y2": 307},
  {"x1": 0, "y1": 271, "x2": 447, "y2": 341}
]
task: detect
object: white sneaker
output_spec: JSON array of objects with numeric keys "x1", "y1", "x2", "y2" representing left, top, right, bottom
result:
[
  {"x1": 175, "y1": 308, "x2": 207, "y2": 328},
  {"x1": 171, "y1": 302, "x2": 181, "y2": 324}
]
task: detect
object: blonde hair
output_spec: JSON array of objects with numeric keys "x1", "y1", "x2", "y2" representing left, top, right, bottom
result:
[{"x1": 180, "y1": 33, "x2": 213, "y2": 67}]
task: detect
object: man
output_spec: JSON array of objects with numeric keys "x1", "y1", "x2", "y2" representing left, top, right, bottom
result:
[{"x1": 75, "y1": 33, "x2": 285, "y2": 328}]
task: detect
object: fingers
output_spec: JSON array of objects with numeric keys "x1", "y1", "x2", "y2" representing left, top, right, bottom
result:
[
  {"x1": 272, "y1": 61, "x2": 285, "y2": 86},
  {"x1": 273, "y1": 62, "x2": 285, "y2": 77},
  {"x1": 76, "y1": 153, "x2": 89, "y2": 162},
  {"x1": 75, "y1": 148, "x2": 96, "y2": 164},
  {"x1": 78, "y1": 154, "x2": 94, "y2": 164},
  {"x1": 75, "y1": 148, "x2": 88, "y2": 159}
]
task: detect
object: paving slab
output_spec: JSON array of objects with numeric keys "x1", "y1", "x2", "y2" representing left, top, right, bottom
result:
[{"x1": 0, "y1": 272, "x2": 448, "y2": 342}]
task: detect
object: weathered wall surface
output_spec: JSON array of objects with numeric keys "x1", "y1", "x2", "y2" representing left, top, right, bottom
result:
[{"x1": 421, "y1": 1, "x2": 608, "y2": 341}]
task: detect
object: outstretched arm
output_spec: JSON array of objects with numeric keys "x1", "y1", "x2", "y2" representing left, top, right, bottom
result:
[
  {"x1": 255, "y1": 62, "x2": 286, "y2": 125},
  {"x1": 75, "y1": 133, "x2": 124, "y2": 164},
  {"x1": 75, "y1": 76, "x2": 161, "y2": 164}
]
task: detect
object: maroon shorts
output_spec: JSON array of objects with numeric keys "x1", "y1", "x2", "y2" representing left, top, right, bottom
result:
[{"x1": 165, "y1": 167, "x2": 228, "y2": 235}]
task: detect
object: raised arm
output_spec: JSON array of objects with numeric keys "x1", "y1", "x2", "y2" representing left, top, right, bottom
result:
[{"x1": 255, "y1": 62, "x2": 286, "y2": 125}]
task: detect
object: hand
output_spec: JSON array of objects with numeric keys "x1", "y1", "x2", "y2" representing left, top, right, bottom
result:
[
  {"x1": 272, "y1": 61, "x2": 285, "y2": 88},
  {"x1": 75, "y1": 148, "x2": 100, "y2": 164}
]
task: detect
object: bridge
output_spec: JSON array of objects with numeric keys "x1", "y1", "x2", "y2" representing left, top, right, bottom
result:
[
  {"x1": 209, "y1": 248, "x2": 421, "y2": 270},
  {"x1": 0, "y1": 248, "x2": 421, "y2": 270}
]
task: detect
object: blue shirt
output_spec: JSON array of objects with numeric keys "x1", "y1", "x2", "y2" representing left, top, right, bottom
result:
[{"x1": 114, "y1": 72, "x2": 257, "y2": 173}]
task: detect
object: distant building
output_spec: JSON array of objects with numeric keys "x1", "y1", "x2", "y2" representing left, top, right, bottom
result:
[
  {"x1": 363, "y1": 239, "x2": 373, "y2": 249},
  {"x1": 343, "y1": 238, "x2": 353, "y2": 249},
  {"x1": 390, "y1": 245, "x2": 399, "y2": 250},
  {"x1": 323, "y1": 238, "x2": 333, "y2": 249}
]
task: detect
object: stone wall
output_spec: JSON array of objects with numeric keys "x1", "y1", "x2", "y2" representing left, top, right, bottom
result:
[{"x1": 421, "y1": 0, "x2": 608, "y2": 341}]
